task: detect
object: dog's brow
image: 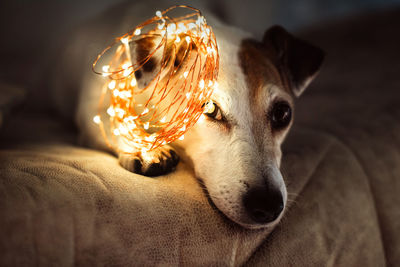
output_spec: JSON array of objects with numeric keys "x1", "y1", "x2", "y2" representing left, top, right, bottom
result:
[
  {"x1": 238, "y1": 39, "x2": 283, "y2": 101},
  {"x1": 238, "y1": 38, "x2": 290, "y2": 147}
]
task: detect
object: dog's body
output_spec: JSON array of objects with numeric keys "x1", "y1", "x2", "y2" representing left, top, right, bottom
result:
[{"x1": 52, "y1": 1, "x2": 323, "y2": 229}]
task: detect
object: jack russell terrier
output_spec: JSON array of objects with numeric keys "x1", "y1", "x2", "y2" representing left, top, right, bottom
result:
[{"x1": 52, "y1": 1, "x2": 324, "y2": 229}]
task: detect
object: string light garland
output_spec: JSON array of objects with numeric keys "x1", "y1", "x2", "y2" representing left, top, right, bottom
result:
[{"x1": 92, "y1": 5, "x2": 219, "y2": 154}]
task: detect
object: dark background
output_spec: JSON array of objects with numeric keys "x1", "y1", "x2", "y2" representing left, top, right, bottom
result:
[{"x1": 0, "y1": 0, "x2": 399, "y2": 92}]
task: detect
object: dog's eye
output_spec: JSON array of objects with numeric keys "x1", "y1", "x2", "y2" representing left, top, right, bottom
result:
[
  {"x1": 270, "y1": 101, "x2": 292, "y2": 129},
  {"x1": 203, "y1": 101, "x2": 223, "y2": 121}
]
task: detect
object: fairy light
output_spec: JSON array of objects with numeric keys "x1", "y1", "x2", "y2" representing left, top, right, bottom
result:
[
  {"x1": 92, "y1": 5, "x2": 219, "y2": 153},
  {"x1": 108, "y1": 80, "x2": 116, "y2": 90},
  {"x1": 199, "y1": 79, "x2": 205, "y2": 89},
  {"x1": 93, "y1": 115, "x2": 101, "y2": 124}
]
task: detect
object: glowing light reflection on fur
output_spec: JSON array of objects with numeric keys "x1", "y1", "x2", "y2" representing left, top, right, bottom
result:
[{"x1": 92, "y1": 5, "x2": 219, "y2": 154}]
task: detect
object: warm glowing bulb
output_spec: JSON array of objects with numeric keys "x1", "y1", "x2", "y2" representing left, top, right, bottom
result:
[
  {"x1": 199, "y1": 79, "x2": 205, "y2": 89},
  {"x1": 183, "y1": 71, "x2": 189, "y2": 78},
  {"x1": 107, "y1": 107, "x2": 115, "y2": 117},
  {"x1": 93, "y1": 115, "x2": 101, "y2": 124},
  {"x1": 130, "y1": 78, "x2": 137, "y2": 87},
  {"x1": 124, "y1": 91, "x2": 132, "y2": 98},
  {"x1": 145, "y1": 135, "x2": 156, "y2": 142},
  {"x1": 108, "y1": 80, "x2": 116, "y2": 90},
  {"x1": 167, "y1": 23, "x2": 176, "y2": 32},
  {"x1": 119, "y1": 126, "x2": 128, "y2": 135},
  {"x1": 142, "y1": 108, "x2": 149, "y2": 115},
  {"x1": 134, "y1": 28, "x2": 141, "y2": 36},
  {"x1": 102, "y1": 65, "x2": 110, "y2": 72},
  {"x1": 128, "y1": 123, "x2": 136, "y2": 130},
  {"x1": 121, "y1": 37, "x2": 129, "y2": 44},
  {"x1": 115, "y1": 107, "x2": 125, "y2": 118},
  {"x1": 178, "y1": 22, "x2": 187, "y2": 32},
  {"x1": 188, "y1": 23, "x2": 196, "y2": 30},
  {"x1": 123, "y1": 69, "x2": 130, "y2": 77},
  {"x1": 156, "y1": 10, "x2": 162, "y2": 17}
]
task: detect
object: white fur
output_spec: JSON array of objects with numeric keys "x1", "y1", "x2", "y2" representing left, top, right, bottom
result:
[
  {"x1": 53, "y1": 1, "x2": 292, "y2": 229},
  {"x1": 177, "y1": 30, "x2": 290, "y2": 228}
]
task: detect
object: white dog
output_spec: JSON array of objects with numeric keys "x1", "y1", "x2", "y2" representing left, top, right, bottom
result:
[{"x1": 51, "y1": 1, "x2": 324, "y2": 229}]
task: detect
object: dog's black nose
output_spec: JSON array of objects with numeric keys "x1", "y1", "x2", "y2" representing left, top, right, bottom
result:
[{"x1": 243, "y1": 187, "x2": 284, "y2": 224}]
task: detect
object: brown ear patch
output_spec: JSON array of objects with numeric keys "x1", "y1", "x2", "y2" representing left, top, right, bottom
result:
[
  {"x1": 130, "y1": 35, "x2": 198, "y2": 82},
  {"x1": 239, "y1": 38, "x2": 286, "y2": 103},
  {"x1": 263, "y1": 25, "x2": 325, "y2": 97},
  {"x1": 132, "y1": 36, "x2": 158, "y2": 73},
  {"x1": 239, "y1": 26, "x2": 324, "y2": 99},
  {"x1": 174, "y1": 37, "x2": 189, "y2": 68}
]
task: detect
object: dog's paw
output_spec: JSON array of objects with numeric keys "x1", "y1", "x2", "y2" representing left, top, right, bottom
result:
[{"x1": 118, "y1": 145, "x2": 179, "y2": 176}]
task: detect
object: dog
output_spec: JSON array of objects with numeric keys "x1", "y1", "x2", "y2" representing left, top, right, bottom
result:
[{"x1": 51, "y1": 1, "x2": 324, "y2": 229}]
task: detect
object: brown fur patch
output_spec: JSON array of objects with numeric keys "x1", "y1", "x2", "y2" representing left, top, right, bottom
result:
[
  {"x1": 239, "y1": 39, "x2": 286, "y2": 105},
  {"x1": 238, "y1": 38, "x2": 293, "y2": 150},
  {"x1": 174, "y1": 38, "x2": 188, "y2": 67},
  {"x1": 133, "y1": 36, "x2": 157, "y2": 73}
]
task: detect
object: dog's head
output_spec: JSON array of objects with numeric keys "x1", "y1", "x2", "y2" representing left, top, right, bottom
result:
[{"x1": 179, "y1": 25, "x2": 324, "y2": 229}]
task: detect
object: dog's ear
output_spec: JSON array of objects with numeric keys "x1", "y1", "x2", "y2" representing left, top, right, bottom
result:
[{"x1": 262, "y1": 25, "x2": 324, "y2": 97}]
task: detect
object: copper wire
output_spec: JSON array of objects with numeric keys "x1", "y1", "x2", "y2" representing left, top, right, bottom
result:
[{"x1": 92, "y1": 5, "x2": 219, "y2": 153}]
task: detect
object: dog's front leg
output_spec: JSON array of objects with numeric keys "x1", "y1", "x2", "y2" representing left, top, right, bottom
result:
[{"x1": 118, "y1": 145, "x2": 179, "y2": 176}]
